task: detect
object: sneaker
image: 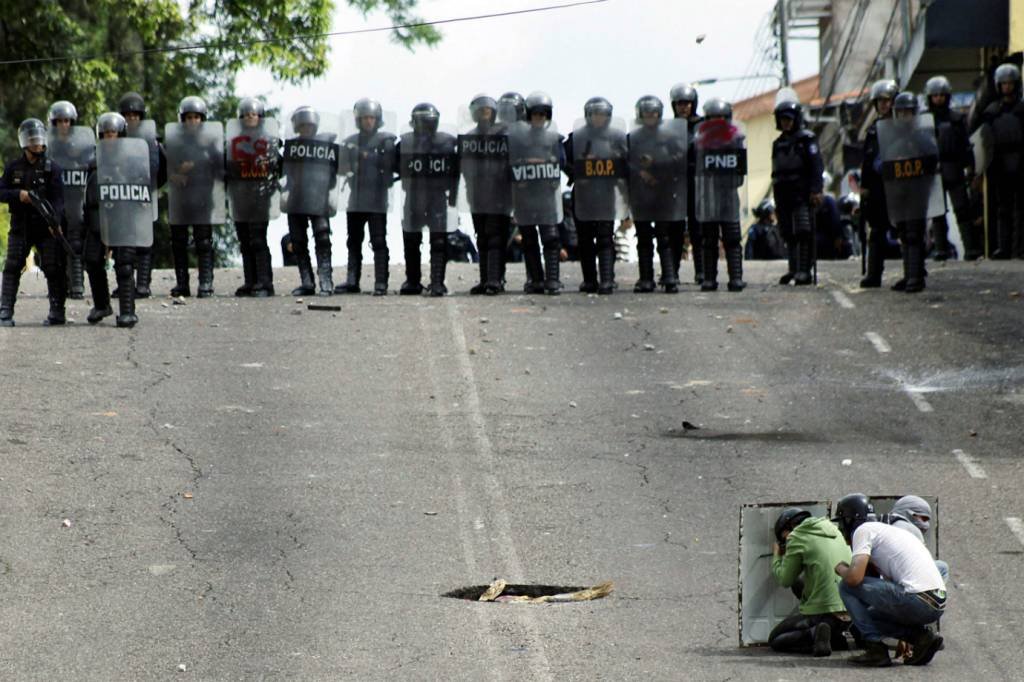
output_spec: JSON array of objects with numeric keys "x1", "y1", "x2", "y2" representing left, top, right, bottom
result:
[
  {"x1": 905, "y1": 630, "x2": 942, "y2": 666},
  {"x1": 849, "y1": 641, "x2": 892, "y2": 667},
  {"x1": 812, "y1": 622, "x2": 832, "y2": 657}
]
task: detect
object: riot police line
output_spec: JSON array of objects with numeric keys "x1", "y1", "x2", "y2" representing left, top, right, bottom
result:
[{"x1": 1, "y1": 64, "x2": 1020, "y2": 329}]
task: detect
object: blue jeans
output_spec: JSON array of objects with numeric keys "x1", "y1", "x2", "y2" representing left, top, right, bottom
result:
[{"x1": 839, "y1": 577, "x2": 944, "y2": 643}]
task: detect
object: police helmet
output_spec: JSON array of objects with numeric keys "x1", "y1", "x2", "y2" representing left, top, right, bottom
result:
[
  {"x1": 583, "y1": 96, "x2": 613, "y2": 126},
  {"x1": 469, "y1": 95, "x2": 498, "y2": 125},
  {"x1": 96, "y1": 112, "x2": 128, "y2": 138},
  {"x1": 498, "y1": 92, "x2": 527, "y2": 123},
  {"x1": 291, "y1": 106, "x2": 321, "y2": 134},
  {"x1": 118, "y1": 92, "x2": 146, "y2": 117},
  {"x1": 178, "y1": 96, "x2": 209, "y2": 122},
  {"x1": 773, "y1": 99, "x2": 803, "y2": 131},
  {"x1": 994, "y1": 63, "x2": 1022, "y2": 94},
  {"x1": 525, "y1": 92, "x2": 554, "y2": 121},
  {"x1": 774, "y1": 507, "x2": 811, "y2": 542},
  {"x1": 237, "y1": 97, "x2": 265, "y2": 119},
  {"x1": 353, "y1": 98, "x2": 384, "y2": 129},
  {"x1": 635, "y1": 96, "x2": 664, "y2": 124},
  {"x1": 753, "y1": 198, "x2": 776, "y2": 220},
  {"x1": 893, "y1": 91, "x2": 919, "y2": 115},
  {"x1": 18, "y1": 118, "x2": 48, "y2": 149},
  {"x1": 410, "y1": 103, "x2": 440, "y2": 134},
  {"x1": 924, "y1": 76, "x2": 952, "y2": 98},
  {"x1": 669, "y1": 83, "x2": 699, "y2": 115},
  {"x1": 869, "y1": 79, "x2": 899, "y2": 104},
  {"x1": 832, "y1": 493, "x2": 874, "y2": 541},
  {"x1": 702, "y1": 97, "x2": 732, "y2": 121},
  {"x1": 48, "y1": 101, "x2": 78, "y2": 125}
]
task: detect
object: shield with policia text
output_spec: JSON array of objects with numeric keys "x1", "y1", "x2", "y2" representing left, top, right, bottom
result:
[
  {"x1": 46, "y1": 125, "x2": 95, "y2": 235},
  {"x1": 280, "y1": 113, "x2": 342, "y2": 217},
  {"x1": 458, "y1": 118, "x2": 512, "y2": 216},
  {"x1": 507, "y1": 123, "x2": 563, "y2": 226},
  {"x1": 226, "y1": 118, "x2": 281, "y2": 222},
  {"x1": 695, "y1": 118, "x2": 747, "y2": 223},
  {"x1": 96, "y1": 137, "x2": 154, "y2": 247},
  {"x1": 126, "y1": 119, "x2": 160, "y2": 219},
  {"x1": 399, "y1": 125, "x2": 459, "y2": 233},
  {"x1": 877, "y1": 113, "x2": 946, "y2": 224}
]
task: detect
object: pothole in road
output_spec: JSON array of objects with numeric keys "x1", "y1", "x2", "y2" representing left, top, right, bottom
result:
[{"x1": 443, "y1": 580, "x2": 613, "y2": 603}]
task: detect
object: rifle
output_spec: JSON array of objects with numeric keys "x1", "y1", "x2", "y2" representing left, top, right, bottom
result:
[{"x1": 27, "y1": 190, "x2": 75, "y2": 257}]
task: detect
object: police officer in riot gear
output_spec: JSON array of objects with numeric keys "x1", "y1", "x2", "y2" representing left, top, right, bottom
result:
[
  {"x1": 924, "y1": 76, "x2": 976, "y2": 260},
  {"x1": 118, "y1": 92, "x2": 165, "y2": 298},
  {"x1": 166, "y1": 96, "x2": 223, "y2": 298},
  {"x1": 336, "y1": 98, "x2": 396, "y2": 296},
  {"x1": 860, "y1": 80, "x2": 898, "y2": 287},
  {"x1": 497, "y1": 92, "x2": 528, "y2": 125},
  {"x1": 771, "y1": 95, "x2": 824, "y2": 285},
  {"x1": 670, "y1": 83, "x2": 704, "y2": 285},
  {"x1": 981, "y1": 63, "x2": 1024, "y2": 259},
  {"x1": 0, "y1": 119, "x2": 66, "y2": 326},
  {"x1": 460, "y1": 94, "x2": 511, "y2": 296},
  {"x1": 694, "y1": 98, "x2": 746, "y2": 291},
  {"x1": 47, "y1": 100, "x2": 91, "y2": 300},
  {"x1": 396, "y1": 103, "x2": 459, "y2": 296},
  {"x1": 567, "y1": 96, "x2": 628, "y2": 294}
]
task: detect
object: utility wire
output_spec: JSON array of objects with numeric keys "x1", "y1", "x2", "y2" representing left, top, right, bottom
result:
[{"x1": 0, "y1": 0, "x2": 609, "y2": 66}]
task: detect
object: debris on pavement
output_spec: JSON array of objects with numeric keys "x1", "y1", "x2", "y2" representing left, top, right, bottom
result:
[
  {"x1": 307, "y1": 304, "x2": 341, "y2": 312},
  {"x1": 483, "y1": 581, "x2": 614, "y2": 603},
  {"x1": 61, "y1": 519, "x2": 71, "y2": 528},
  {"x1": 478, "y1": 579, "x2": 507, "y2": 602}
]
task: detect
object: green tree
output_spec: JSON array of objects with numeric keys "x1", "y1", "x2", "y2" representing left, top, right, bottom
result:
[{"x1": 0, "y1": 0, "x2": 439, "y2": 265}]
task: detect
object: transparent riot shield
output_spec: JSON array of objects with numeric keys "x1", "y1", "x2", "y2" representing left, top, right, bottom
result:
[
  {"x1": 970, "y1": 125, "x2": 993, "y2": 177},
  {"x1": 164, "y1": 121, "x2": 226, "y2": 225},
  {"x1": 877, "y1": 114, "x2": 945, "y2": 224},
  {"x1": 628, "y1": 119, "x2": 688, "y2": 222},
  {"x1": 570, "y1": 117, "x2": 629, "y2": 222},
  {"x1": 280, "y1": 113, "x2": 342, "y2": 218},
  {"x1": 47, "y1": 125, "x2": 95, "y2": 234},
  {"x1": 507, "y1": 122, "x2": 564, "y2": 226},
  {"x1": 225, "y1": 118, "x2": 281, "y2": 222},
  {"x1": 339, "y1": 112, "x2": 398, "y2": 215},
  {"x1": 126, "y1": 119, "x2": 159, "y2": 220},
  {"x1": 398, "y1": 126, "x2": 459, "y2": 233},
  {"x1": 96, "y1": 137, "x2": 154, "y2": 248},
  {"x1": 695, "y1": 119, "x2": 747, "y2": 223},
  {"x1": 458, "y1": 120, "x2": 512, "y2": 217},
  {"x1": 738, "y1": 500, "x2": 831, "y2": 646}
]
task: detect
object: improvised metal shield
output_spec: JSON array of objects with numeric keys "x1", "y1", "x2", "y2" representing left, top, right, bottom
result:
[
  {"x1": 46, "y1": 125, "x2": 95, "y2": 233},
  {"x1": 570, "y1": 118, "x2": 629, "y2": 222},
  {"x1": 877, "y1": 113, "x2": 945, "y2": 224},
  {"x1": 398, "y1": 128, "x2": 459, "y2": 233},
  {"x1": 695, "y1": 119, "x2": 747, "y2": 223},
  {"x1": 280, "y1": 113, "x2": 341, "y2": 217},
  {"x1": 627, "y1": 119, "x2": 688, "y2": 222},
  {"x1": 339, "y1": 126, "x2": 398, "y2": 214},
  {"x1": 458, "y1": 120, "x2": 512, "y2": 216},
  {"x1": 96, "y1": 137, "x2": 154, "y2": 247},
  {"x1": 164, "y1": 121, "x2": 226, "y2": 225},
  {"x1": 225, "y1": 118, "x2": 281, "y2": 222},
  {"x1": 508, "y1": 123, "x2": 564, "y2": 226}
]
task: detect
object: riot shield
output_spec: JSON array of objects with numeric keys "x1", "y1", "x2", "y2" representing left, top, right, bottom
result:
[
  {"x1": 164, "y1": 121, "x2": 226, "y2": 225},
  {"x1": 507, "y1": 123, "x2": 564, "y2": 226},
  {"x1": 570, "y1": 118, "x2": 629, "y2": 222},
  {"x1": 398, "y1": 127, "x2": 459, "y2": 233},
  {"x1": 970, "y1": 125, "x2": 993, "y2": 176},
  {"x1": 458, "y1": 121, "x2": 512, "y2": 216},
  {"x1": 695, "y1": 119, "x2": 747, "y2": 223},
  {"x1": 877, "y1": 113, "x2": 945, "y2": 224},
  {"x1": 339, "y1": 120, "x2": 398, "y2": 215},
  {"x1": 628, "y1": 119, "x2": 688, "y2": 222},
  {"x1": 96, "y1": 137, "x2": 154, "y2": 248},
  {"x1": 126, "y1": 119, "x2": 160, "y2": 219},
  {"x1": 47, "y1": 125, "x2": 95, "y2": 234},
  {"x1": 280, "y1": 113, "x2": 341, "y2": 218},
  {"x1": 225, "y1": 118, "x2": 281, "y2": 222}
]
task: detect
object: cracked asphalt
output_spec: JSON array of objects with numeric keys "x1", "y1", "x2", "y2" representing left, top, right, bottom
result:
[{"x1": 1, "y1": 258, "x2": 1023, "y2": 680}]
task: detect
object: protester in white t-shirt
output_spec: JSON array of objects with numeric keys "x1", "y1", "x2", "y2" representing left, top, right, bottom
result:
[{"x1": 831, "y1": 493, "x2": 946, "y2": 668}]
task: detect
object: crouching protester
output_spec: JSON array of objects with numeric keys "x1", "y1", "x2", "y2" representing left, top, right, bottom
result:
[
  {"x1": 833, "y1": 493, "x2": 946, "y2": 667},
  {"x1": 769, "y1": 508, "x2": 852, "y2": 656},
  {"x1": 881, "y1": 495, "x2": 949, "y2": 581}
]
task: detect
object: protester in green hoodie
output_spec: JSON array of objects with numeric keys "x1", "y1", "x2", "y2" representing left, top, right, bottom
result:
[{"x1": 768, "y1": 508, "x2": 853, "y2": 656}]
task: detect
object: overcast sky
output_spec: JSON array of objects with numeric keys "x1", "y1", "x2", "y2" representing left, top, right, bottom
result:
[{"x1": 232, "y1": 0, "x2": 819, "y2": 265}]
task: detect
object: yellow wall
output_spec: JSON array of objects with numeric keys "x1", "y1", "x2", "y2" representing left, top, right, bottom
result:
[
  {"x1": 1013, "y1": 0, "x2": 1024, "y2": 52},
  {"x1": 740, "y1": 113, "x2": 777, "y2": 225}
]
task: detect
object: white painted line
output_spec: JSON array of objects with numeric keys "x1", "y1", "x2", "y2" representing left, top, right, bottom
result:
[
  {"x1": 953, "y1": 449, "x2": 987, "y2": 479},
  {"x1": 904, "y1": 388, "x2": 934, "y2": 413},
  {"x1": 1006, "y1": 517, "x2": 1024, "y2": 547},
  {"x1": 865, "y1": 332, "x2": 891, "y2": 354},
  {"x1": 831, "y1": 290, "x2": 856, "y2": 309}
]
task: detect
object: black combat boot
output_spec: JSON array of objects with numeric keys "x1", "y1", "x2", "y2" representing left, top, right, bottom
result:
[
  {"x1": 523, "y1": 247, "x2": 545, "y2": 294},
  {"x1": 196, "y1": 249, "x2": 215, "y2": 298},
  {"x1": 634, "y1": 250, "x2": 655, "y2": 293},
  {"x1": 794, "y1": 239, "x2": 813, "y2": 286},
  {"x1": 469, "y1": 249, "x2": 488, "y2": 295},
  {"x1": 314, "y1": 242, "x2": 333, "y2": 297},
  {"x1": 335, "y1": 250, "x2": 361, "y2": 294},
  {"x1": 542, "y1": 243, "x2": 561, "y2": 295},
  {"x1": 860, "y1": 242, "x2": 884, "y2": 288},
  {"x1": 659, "y1": 247, "x2": 679, "y2": 293},
  {"x1": 597, "y1": 246, "x2": 616, "y2": 295},
  {"x1": 86, "y1": 262, "x2": 113, "y2": 324},
  {"x1": 726, "y1": 244, "x2": 746, "y2": 291},
  {"x1": 485, "y1": 248, "x2": 503, "y2": 295},
  {"x1": 701, "y1": 242, "x2": 719, "y2": 291},
  {"x1": 68, "y1": 255, "x2": 85, "y2": 300},
  {"x1": 115, "y1": 266, "x2": 138, "y2": 328},
  {"x1": 780, "y1": 243, "x2": 797, "y2": 285},
  {"x1": 235, "y1": 250, "x2": 255, "y2": 297},
  {"x1": 373, "y1": 252, "x2": 389, "y2": 296},
  {"x1": 904, "y1": 240, "x2": 926, "y2": 293},
  {"x1": 135, "y1": 248, "x2": 153, "y2": 298},
  {"x1": 290, "y1": 250, "x2": 316, "y2": 296},
  {"x1": 0, "y1": 271, "x2": 19, "y2": 326}
]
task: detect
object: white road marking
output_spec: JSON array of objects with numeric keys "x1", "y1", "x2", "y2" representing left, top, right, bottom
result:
[
  {"x1": 953, "y1": 449, "x2": 987, "y2": 479},
  {"x1": 865, "y1": 332, "x2": 891, "y2": 354},
  {"x1": 904, "y1": 388, "x2": 934, "y2": 413},
  {"x1": 831, "y1": 290, "x2": 856, "y2": 309},
  {"x1": 1006, "y1": 517, "x2": 1024, "y2": 547}
]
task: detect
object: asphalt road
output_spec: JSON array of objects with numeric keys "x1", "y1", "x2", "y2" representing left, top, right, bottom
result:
[{"x1": 1, "y1": 257, "x2": 1023, "y2": 680}]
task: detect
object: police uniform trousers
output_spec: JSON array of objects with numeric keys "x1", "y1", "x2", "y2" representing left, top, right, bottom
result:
[{"x1": 0, "y1": 221, "x2": 66, "y2": 320}]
